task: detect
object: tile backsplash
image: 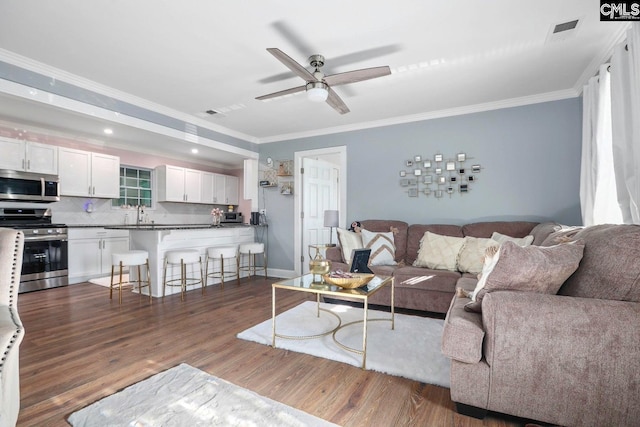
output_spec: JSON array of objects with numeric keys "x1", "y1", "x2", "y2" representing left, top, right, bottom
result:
[{"x1": 48, "y1": 197, "x2": 227, "y2": 225}]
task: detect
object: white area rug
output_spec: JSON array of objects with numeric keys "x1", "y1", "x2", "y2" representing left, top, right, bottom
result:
[
  {"x1": 67, "y1": 363, "x2": 339, "y2": 427},
  {"x1": 237, "y1": 301, "x2": 451, "y2": 388},
  {"x1": 88, "y1": 274, "x2": 128, "y2": 287}
]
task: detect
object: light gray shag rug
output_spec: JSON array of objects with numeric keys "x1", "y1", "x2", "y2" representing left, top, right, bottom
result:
[
  {"x1": 67, "y1": 363, "x2": 339, "y2": 427},
  {"x1": 237, "y1": 301, "x2": 450, "y2": 388}
]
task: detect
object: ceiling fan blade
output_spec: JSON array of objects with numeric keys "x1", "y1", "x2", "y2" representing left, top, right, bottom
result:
[
  {"x1": 324, "y1": 66, "x2": 391, "y2": 87},
  {"x1": 326, "y1": 87, "x2": 350, "y2": 115},
  {"x1": 267, "y1": 48, "x2": 316, "y2": 82},
  {"x1": 255, "y1": 85, "x2": 305, "y2": 101}
]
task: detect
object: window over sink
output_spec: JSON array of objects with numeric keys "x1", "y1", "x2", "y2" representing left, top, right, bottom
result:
[{"x1": 112, "y1": 166, "x2": 153, "y2": 208}]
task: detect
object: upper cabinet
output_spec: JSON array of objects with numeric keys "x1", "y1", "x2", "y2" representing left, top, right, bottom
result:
[
  {"x1": 0, "y1": 137, "x2": 58, "y2": 175},
  {"x1": 157, "y1": 165, "x2": 238, "y2": 205},
  {"x1": 58, "y1": 147, "x2": 120, "y2": 198},
  {"x1": 155, "y1": 165, "x2": 202, "y2": 203}
]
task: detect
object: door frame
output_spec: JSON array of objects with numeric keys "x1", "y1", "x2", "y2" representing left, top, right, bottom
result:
[{"x1": 294, "y1": 146, "x2": 347, "y2": 276}]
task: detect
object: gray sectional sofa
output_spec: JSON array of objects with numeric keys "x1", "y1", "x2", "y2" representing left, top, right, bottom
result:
[
  {"x1": 325, "y1": 219, "x2": 553, "y2": 314},
  {"x1": 442, "y1": 223, "x2": 640, "y2": 426}
]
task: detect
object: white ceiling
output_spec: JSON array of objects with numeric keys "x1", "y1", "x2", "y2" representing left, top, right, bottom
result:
[{"x1": 0, "y1": 1, "x2": 629, "y2": 166}]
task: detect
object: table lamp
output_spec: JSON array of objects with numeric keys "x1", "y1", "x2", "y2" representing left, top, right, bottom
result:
[{"x1": 323, "y1": 210, "x2": 339, "y2": 247}]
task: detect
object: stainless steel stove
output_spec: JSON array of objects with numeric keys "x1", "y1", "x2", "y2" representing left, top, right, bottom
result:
[{"x1": 0, "y1": 208, "x2": 68, "y2": 293}]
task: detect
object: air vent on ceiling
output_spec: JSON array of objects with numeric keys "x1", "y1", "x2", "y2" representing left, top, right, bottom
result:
[
  {"x1": 546, "y1": 18, "x2": 581, "y2": 43},
  {"x1": 553, "y1": 20, "x2": 579, "y2": 34},
  {"x1": 205, "y1": 109, "x2": 219, "y2": 115}
]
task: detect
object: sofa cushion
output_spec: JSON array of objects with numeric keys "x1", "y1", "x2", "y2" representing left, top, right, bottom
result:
[
  {"x1": 394, "y1": 265, "x2": 460, "y2": 292},
  {"x1": 407, "y1": 224, "x2": 463, "y2": 265},
  {"x1": 528, "y1": 222, "x2": 562, "y2": 245},
  {"x1": 558, "y1": 224, "x2": 640, "y2": 302},
  {"x1": 361, "y1": 229, "x2": 397, "y2": 266},
  {"x1": 461, "y1": 221, "x2": 538, "y2": 239},
  {"x1": 458, "y1": 237, "x2": 499, "y2": 274},
  {"x1": 442, "y1": 281, "x2": 485, "y2": 364},
  {"x1": 491, "y1": 231, "x2": 534, "y2": 247},
  {"x1": 336, "y1": 228, "x2": 363, "y2": 264},
  {"x1": 413, "y1": 231, "x2": 465, "y2": 271},
  {"x1": 473, "y1": 240, "x2": 585, "y2": 308},
  {"x1": 360, "y1": 220, "x2": 408, "y2": 263}
]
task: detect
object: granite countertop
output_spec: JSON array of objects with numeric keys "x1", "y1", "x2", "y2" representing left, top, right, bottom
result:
[{"x1": 68, "y1": 223, "x2": 253, "y2": 230}]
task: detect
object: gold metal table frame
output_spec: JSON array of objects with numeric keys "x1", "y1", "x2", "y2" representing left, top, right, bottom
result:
[{"x1": 271, "y1": 273, "x2": 394, "y2": 369}]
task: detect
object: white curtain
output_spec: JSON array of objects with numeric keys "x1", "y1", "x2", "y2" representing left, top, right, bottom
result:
[
  {"x1": 610, "y1": 23, "x2": 640, "y2": 224},
  {"x1": 580, "y1": 65, "x2": 622, "y2": 226}
]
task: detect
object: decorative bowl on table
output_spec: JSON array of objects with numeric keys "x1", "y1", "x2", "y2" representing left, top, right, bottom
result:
[{"x1": 322, "y1": 273, "x2": 374, "y2": 289}]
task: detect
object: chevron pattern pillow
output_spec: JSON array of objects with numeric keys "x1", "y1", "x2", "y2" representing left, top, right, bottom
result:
[{"x1": 360, "y1": 229, "x2": 397, "y2": 266}]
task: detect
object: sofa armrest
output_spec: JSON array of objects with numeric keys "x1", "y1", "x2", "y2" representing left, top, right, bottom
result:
[
  {"x1": 442, "y1": 293, "x2": 484, "y2": 363},
  {"x1": 481, "y1": 291, "x2": 640, "y2": 425},
  {"x1": 325, "y1": 246, "x2": 343, "y2": 263}
]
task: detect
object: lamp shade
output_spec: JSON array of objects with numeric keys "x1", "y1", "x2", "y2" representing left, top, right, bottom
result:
[{"x1": 323, "y1": 210, "x2": 339, "y2": 228}]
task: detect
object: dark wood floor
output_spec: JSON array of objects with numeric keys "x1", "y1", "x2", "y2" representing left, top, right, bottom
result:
[{"x1": 16, "y1": 277, "x2": 524, "y2": 426}]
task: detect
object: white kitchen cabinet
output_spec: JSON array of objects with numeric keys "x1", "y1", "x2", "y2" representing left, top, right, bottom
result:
[
  {"x1": 58, "y1": 147, "x2": 119, "y2": 198},
  {"x1": 225, "y1": 175, "x2": 239, "y2": 205},
  {"x1": 156, "y1": 165, "x2": 203, "y2": 203},
  {"x1": 68, "y1": 228, "x2": 130, "y2": 283},
  {"x1": 212, "y1": 173, "x2": 239, "y2": 205},
  {"x1": 200, "y1": 172, "x2": 214, "y2": 204},
  {"x1": 0, "y1": 137, "x2": 58, "y2": 174}
]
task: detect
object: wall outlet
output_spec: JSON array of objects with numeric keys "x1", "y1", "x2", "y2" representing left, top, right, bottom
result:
[{"x1": 259, "y1": 209, "x2": 266, "y2": 215}]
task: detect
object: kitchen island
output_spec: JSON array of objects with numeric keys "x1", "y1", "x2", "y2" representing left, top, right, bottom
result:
[{"x1": 104, "y1": 224, "x2": 255, "y2": 297}]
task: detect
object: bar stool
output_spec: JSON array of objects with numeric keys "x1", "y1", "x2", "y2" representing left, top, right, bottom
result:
[
  {"x1": 163, "y1": 249, "x2": 204, "y2": 301},
  {"x1": 110, "y1": 250, "x2": 152, "y2": 304},
  {"x1": 205, "y1": 245, "x2": 239, "y2": 288},
  {"x1": 238, "y1": 242, "x2": 267, "y2": 280}
]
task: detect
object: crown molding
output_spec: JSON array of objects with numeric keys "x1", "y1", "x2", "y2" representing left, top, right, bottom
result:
[
  {"x1": 257, "y1": 89, "x2": 579, "y2": 143},
  {"x1": 0, "y1": 48, "x2": 259, "y2": 144},
  {"x1": 573, "y1": 22, "x2": 631, "y2": 93}
]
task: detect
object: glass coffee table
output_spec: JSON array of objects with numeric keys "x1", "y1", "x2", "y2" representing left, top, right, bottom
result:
[{"x1": 272, "y1": 273, "x2": 394, "y2": 369}]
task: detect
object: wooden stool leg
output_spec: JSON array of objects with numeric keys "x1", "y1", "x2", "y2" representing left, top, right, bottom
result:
[
  {"x1": 137, "y1": 265, "x2": 142, "y2": 301},
  {"x1": 110, "y1": 265, "x2": 115, "y2": 300},
  {"x1": 146, "y1": 260, "x2": 152, "y2": 304},
  {"x1": 180, "y1": 259, "x2": 186, "y2": 301},
  {"x1": 263, "y1": 251, "x2": 268, "y2": 279},
  {"x1": 220, "y1": 254, "x2": 225, "y2": 289},
  {"x1": 162, "y1": 257, "x2": 168, "y2": 298},
  {"x1": 200, "y1": 257, "x2": 205, "y2": 296},
  {"x1": 118, "y1": 262, "x2": 124, "y2": 304}
]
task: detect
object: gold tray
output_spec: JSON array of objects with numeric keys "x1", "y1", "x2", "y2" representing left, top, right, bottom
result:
[{"x1": 322, "y1": 273, "x2": 374, "y2": 289}]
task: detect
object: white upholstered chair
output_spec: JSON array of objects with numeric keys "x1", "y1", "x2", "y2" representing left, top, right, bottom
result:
[{"x1": 0, "y1": 228, "x2": 25, "y2": 427}]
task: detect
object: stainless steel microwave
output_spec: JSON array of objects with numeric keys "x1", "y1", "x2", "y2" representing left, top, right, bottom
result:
[
  {"x1": 221, "y1": 211, "x2": 243, "y2": 223},
  {"x1": 0, "y1": 170, "x2": 60, "y2": 202}
]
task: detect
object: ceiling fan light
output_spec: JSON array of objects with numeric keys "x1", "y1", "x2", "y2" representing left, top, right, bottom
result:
[{"x1": 306, "y1": 82, "x2": 328, "y2": 102}]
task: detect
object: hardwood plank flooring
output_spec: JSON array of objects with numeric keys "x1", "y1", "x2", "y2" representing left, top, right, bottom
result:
[{"x1": 16, "y1": 278, "x2": 525, "y2": 426}]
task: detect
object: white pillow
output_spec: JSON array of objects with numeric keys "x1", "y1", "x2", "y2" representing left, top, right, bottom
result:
[
  {"x1": 491, "y1": 231, "x2": 534, "y2": 247},
  {"x1": 336, "y1": 228, "x2": 363, "y2": 264},
  {"x1": 457, "y1": 237, "x2": 500, "y2": 274},
  {"x1": 413, "y1": 231, "x2": 465, "y2": 271},
  {"x1": 360, "y1": 229, "x2": 397, "y2": 266}
]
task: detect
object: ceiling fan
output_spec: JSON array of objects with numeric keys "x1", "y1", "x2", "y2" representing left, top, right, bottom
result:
[{"x1": 255, "y1": 48, "x2": 391, "y2": 114}]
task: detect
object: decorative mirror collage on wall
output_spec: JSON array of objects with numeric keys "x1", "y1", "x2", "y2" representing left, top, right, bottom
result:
[{"x1": 399, "y1": 153, "x2": 481, "y2": 198}]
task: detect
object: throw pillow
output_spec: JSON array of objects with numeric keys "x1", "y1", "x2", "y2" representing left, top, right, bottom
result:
[
  {"x1": 491, "y1": 231, "x2": 534, "y2": 247},
  {"x1": 467, "y1": 240, "x2": 585, "y2": 312},
  {"x1": 457, "y1": 237, "x2": 500, "y2": 274},
  {"x1": 413, "y1": 231, "x2": 465, "y2": 271},
  {"x1": 360, "y1": 229, "x2": 397, "y2": 266},
  {"x1": 336, "y1": 228, "x2": 363, "y2": 264}
]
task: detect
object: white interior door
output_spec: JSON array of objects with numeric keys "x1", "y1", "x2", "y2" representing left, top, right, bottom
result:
[
  {"x1": 302, "y1": 158, "x2": 337, "y2": 273},
  {"x1": 294, "y1": 146, "x2": 347, "y2": 276}
]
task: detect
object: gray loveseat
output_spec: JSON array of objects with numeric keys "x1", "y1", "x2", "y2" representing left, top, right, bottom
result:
[
  {"x1": 325, "y1": 219, "x2": 555, "y2": 314},
  {"x1": 441, "y1": 224, "x2": 640, "y2": 426}
]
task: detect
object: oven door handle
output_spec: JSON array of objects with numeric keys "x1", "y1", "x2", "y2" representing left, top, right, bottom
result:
[{"x1": 23, "y1": 235, "x2": 68, "y2": 242}]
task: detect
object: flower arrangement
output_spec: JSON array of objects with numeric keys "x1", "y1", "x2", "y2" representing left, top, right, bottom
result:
[{"x1": 211, "y1": 208, "x2": 223, "y2": 218}]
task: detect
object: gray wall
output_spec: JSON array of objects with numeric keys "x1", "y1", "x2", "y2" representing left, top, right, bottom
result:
[{"x1": 260, "y1": 97, "x2": 583, "y2": 271}]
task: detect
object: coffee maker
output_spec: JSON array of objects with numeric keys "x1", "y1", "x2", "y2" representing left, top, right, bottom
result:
[{"x1": 250, "y1": 212, "x2": 260, "y2": 225}]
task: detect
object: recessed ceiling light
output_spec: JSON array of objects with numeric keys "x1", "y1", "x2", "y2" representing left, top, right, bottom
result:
[
  {"x1": 103, "y1": 128, "x2": 113, "y2": 135},
  {"x1": 191, "y1": 148, "x2": 198, "y2": 154}
]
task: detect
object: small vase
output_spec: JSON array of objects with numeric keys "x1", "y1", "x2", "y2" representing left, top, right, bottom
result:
[{"x1": 212, "y1": 216, "x2": 221, "y2": 226}]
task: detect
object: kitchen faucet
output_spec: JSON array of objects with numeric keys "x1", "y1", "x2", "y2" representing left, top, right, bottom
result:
[{"x1": 136, "y1": 205, "x2": 145, "y2": 226}]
